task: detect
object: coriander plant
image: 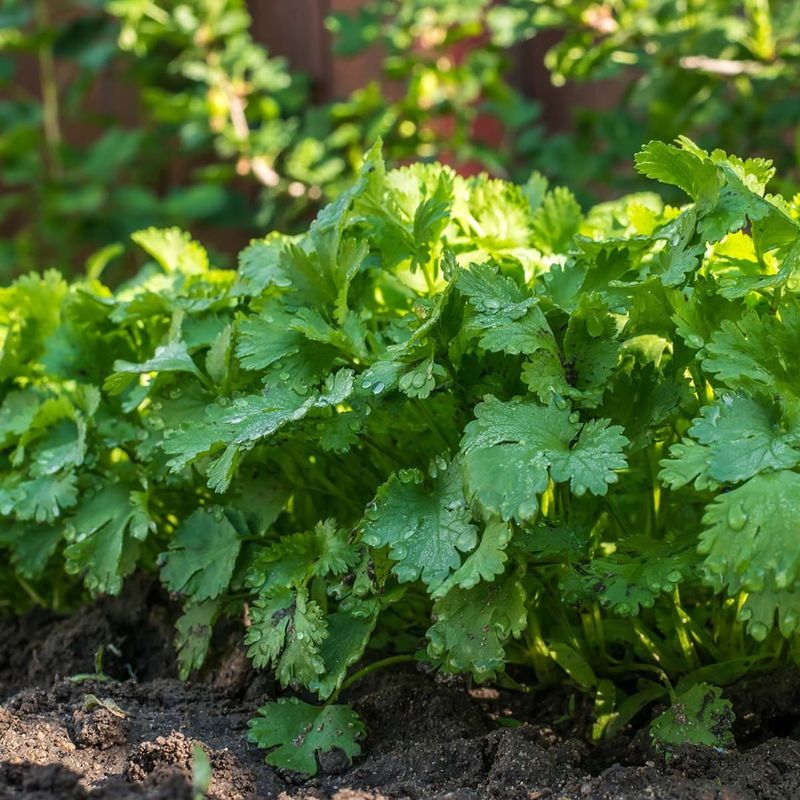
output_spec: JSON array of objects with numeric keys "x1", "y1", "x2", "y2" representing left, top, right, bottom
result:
[{"x1": 1, "y1": 136, "x2": 798, "y2": 771}]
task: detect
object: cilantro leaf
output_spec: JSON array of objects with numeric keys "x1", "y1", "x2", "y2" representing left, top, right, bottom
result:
[
  {"x1": 427, "y1": 571, "x2": 527, "y2": 681},
  {"x1": 651, "y1": 683, "x2": 734, "y2": 750},
  {"x1": 161, "y1": 507, "x2": 242, "y2": 601},
  {"x1": 564, "y1": 536, "x2": 695, "y2": 616},
  {"x1": 456, "y1": 263, "x2": 557, "y2": 357},
  {"x1": 431, "y1": 519, "x2": 511, "y2": 599},
  {"x1": 461, "y1": 396, "x2": 628, "y2": 522},
  {"x1": 660, "y1": 393, "x2": 800, "y2": 488},
  {"x1": 64, "y1": 485, "x2": 152, "y2": 595},
  {"x1": 13, "y1": 472, "x2": 78, "y2": 523},
  {"x1": 699, "y1": 471, "x2": 800, "y2": 594},
  {"x1": 362, "y1": 461, "x2": 478, "y2": 592},
  {"x1": 530, "y1": 186, "x2": 582, "y2": 254},
  {"x1": 245, "y1": 587, "x2": 327, "y2": 687},
  {"x1": 310, "y1": 610, "x2": 377, "y2": 699},
  {"x1": 737, "y1": 588, "x2": 800, "y2": 641},
  {"x1": 175, "y1": 599, "x2": 219, "y2": 680},
  {"x1": 248, "y1": 698, "x2": 365, "y2": 777},
  {"x1": 634, "y1": 139, "x2": 719, "y2": 201},
  {"x1": 132, "y1": 227, "x2": 209, "y2": 275},
  {"x1": 702, "y1": 305, "x2": 800, "y2": 400},
  {"x1": 105, "y1": 341, "x2": 206, "y2": 395}
]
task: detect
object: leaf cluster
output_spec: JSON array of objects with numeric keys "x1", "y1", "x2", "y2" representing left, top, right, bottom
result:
[{"x1": 3, "y1": 137, "x2": 800, "y2": 770}]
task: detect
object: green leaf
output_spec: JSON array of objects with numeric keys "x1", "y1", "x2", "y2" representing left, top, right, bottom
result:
[
  {"x1": 13, "y1": 472, "x2": 78, "y2": 523},
  {"x1": 427, "y1": 571, "x2": 527, "y2": 681},
  {"x1": 175, "y1": 599, "x2": 219, "y2": 680},
  {"x1": 0, "y1": 522, "x2": 62, "y2": 578},
  {"x1": 660, "y1": 394, "x2": 800, "y2": 488},
  {"x1": 235, "y1": 234, "x2": 291, "y2": 296},
  {"x1": 161, "y1": 507, "x2": 241, "y2": 601},
  {"x1": 245, "y1": 587, "x2": 327, "y2": 687},
  {"x1": 64, "y1": 485, "x2": 152, "y2": 595},
  {"x1": 362, "y1": 461, "x2": 478, "y2": 592},
  {"x1": 106, "y1": 340, "x2": 205, "y2": 394},
  {"x1": 236, "y1": 304, "x2": 324, "y2": 372},
  {"x1": 205, "y1": 324, "x2": 232, "y2": 385},
  {"x1": 132, "y1": 227, "x2": 209, "y2": 275},
  {"x1": 461, "y1": 396, "x2": 628, "y2": 522},
  {"x1": 702, "y1": 305, "x2": 800, "y2": 400},
  {"x1": 456, "y1": 263, "x2": 557, "y2": 356},
  {"x1": 699, "y1": 471, "x2": 800, "y2": 594},
  {"x1": 565, "y1": 536, "x2": 695, "y2": 616},
  {"x1": 651, "y1": 683, "x2": 734, "y2": 750},
  {"x1": 164, "y1": 387, "x2": 319, "y2": 491},
  {"x1": 634, "y1": 140, "x2": 719, "y2": 201},
  {"x1": 737, "y1": 588, "x2": 800, "y2": 641},
  {"x1": 431, "y1": 519, "x2": 511, "y2": 599},
  {"x1": 530, "y1": 186, "x2": 582, "y2": 254},
  {"x1": 248, "y1": 698, "x2": 365, "y2": 777},
  {"x1": 548, "y1": 642, "x2": 598, "y2": 689},
  {"x1": 310, "y1": 609, "x2": 377, "y2": 699}
]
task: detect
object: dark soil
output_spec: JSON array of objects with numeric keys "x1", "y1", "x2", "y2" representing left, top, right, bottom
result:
[{"x1": 2, "y1": 581, "x2": 800, "y2": 799}]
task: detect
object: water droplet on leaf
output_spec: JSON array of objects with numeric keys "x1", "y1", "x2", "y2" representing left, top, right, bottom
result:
[
  {"x1": 686, "y1": 334, "x2": 704, "y2": 349},
  {"x1": 726, "y1": 502, "x2": 748, "y2": 531},
  {"x1": 749, "y1": 621, "x2": 769, "y2": 641}
]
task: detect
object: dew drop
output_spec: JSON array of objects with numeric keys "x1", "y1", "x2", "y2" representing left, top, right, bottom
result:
[
  {"x1": 554, "y1": 395, "x2": 569, "y2": 411},
  {"x1": 586, "y1": 316, "x2": 604, "y2": 338},
  {"x1": 749, "y1": 621, "x2": 769, "y2": 641},
  {"x1": 372, "y1": 382, "x2": 385, "y2": 394},
  {"x1": 686, "y1": 334, "x2": 704, "y2": 349},
  {"x1": 726, "y1": 502, "x2": 748, "y2": 531},
  {"x1": 149, "y1": 416, "x2": 165, "y2": 431},
  {"x1": 568, "y1": 412, "x2": 580, "y2": 424}
]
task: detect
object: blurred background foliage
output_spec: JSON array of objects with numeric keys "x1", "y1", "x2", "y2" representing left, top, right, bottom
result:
[{"x1": 2, "y1": 0, "x2": 800, "y2": 281}]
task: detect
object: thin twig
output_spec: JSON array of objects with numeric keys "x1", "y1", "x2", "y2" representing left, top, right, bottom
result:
[{"x1": 34, "y1": 0, "x2": 63, "y2": 179}]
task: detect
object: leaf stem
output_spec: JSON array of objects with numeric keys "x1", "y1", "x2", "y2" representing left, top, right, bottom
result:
[
  {"x1": 16, "y1": 575, "x2": 46, "y2": 607},
  {"x1": 34, "y1": 0, "x2": 63, "y2": 180},
  {"x1": 328, "y1": 654, "x2": 415, "y2": 703}
]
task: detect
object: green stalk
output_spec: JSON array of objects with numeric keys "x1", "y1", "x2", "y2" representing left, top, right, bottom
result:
[
  {"x1": 672, "y1": 588, "x2": 700, "y2": 671},
  {"x1": 525, "y1": 611, "x2": 556, "y2": 685},
  {"x1": 16, "y1": 575, "x2": 46, "y2": 607},
  {"x1": 327, "y1": 654, "x2": 415, "y2": 704},
  {"x1": 34, "y1": 0, "x2": 63, "y2": 180}
]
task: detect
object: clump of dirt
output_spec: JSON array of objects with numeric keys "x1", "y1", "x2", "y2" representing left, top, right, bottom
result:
[
  {"x1": 71, "y1": 705, "x2": 130, "y2": 750},
  {"x1": 2, "y1": 581, "x2": 800, "y2": 799}
]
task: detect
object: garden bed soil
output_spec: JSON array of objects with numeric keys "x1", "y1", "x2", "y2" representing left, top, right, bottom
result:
[{"x1": 2, "y1": 580, "x2": 800, "y2": 799}]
